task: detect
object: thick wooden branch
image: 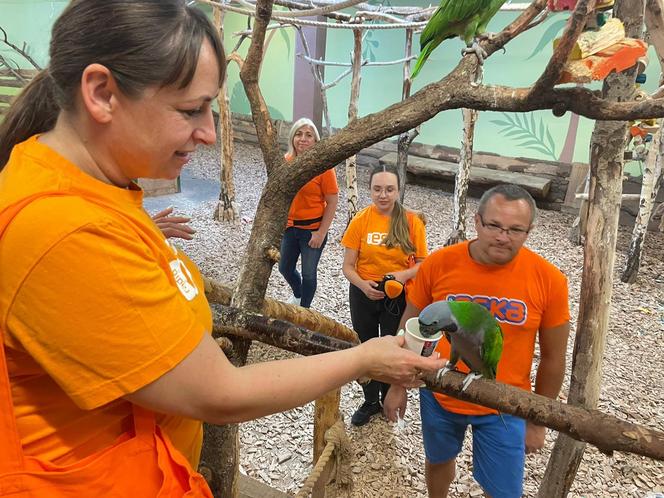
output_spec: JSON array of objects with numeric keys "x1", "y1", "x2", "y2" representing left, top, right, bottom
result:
[
  {"x1": 239, "y1": 0, "x2": 281, "y2": 175},
  {"x1": 646, "y1": 0, "x2": 664, "y2": 73},
  {"x1": 420, "y1": 371, "x2": 664, "y2": 461},
  {"x1": 204, "y1": 276, "x2": 360, "y2": 344},
  {"x1": 211, "y1": 304, "x2": 357, "y2": 356},
  {"x1": 531, "y1": 0, "x2": 595, "y2": 93}
]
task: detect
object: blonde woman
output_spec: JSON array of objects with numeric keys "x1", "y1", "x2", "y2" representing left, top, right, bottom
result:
[{"x1": 279, "y1": 118, "x2": 339, "y2": 308}]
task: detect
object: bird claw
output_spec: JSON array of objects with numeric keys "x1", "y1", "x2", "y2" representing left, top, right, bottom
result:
[
  {"x1": 435, "y1": 362, "x2": 455, "y2": 383},
  {"x1": 461, "y1": 372, "x2": 483, "y2": 391},
  {"x1": 462, "y1": 40, "x2": 488, "y2": 65}
]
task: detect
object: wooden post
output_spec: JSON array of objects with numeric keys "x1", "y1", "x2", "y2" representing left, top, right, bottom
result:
[
  {"x1": 621, "y1": 122, "x2": 663, "y2": 282},
  {"x1": 446, "y1": 108, "x2": 478, "y2": 245},
  {"x1": 345, "y1": 29, "x2": 362, "y2": 223},
  {"x1": 311, "y1": 389, "x2": 341, "y2": 497},
  {"x1": 396, "y1": 28, "x2": 419, "y2": 203},
  {"x1": 213, "y1": 8, "x2": 239, "y2": 223},
  {"x1": 539, "y1": 1, "x2": 646, "y2": 495}
]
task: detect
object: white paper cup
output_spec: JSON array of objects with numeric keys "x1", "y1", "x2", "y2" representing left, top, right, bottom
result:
[{"x1": 399, "y1": 317, "x2": 442, "y2": 357}]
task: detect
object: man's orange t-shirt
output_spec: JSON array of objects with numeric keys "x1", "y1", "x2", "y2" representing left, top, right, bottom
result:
[
  {"x1": 341, "y1": 205, "x2": 428, "y2": 283},
  {"x1": 408, "y1": 240, "x2": 569, "y2": 416},
  {"x1": 0, "y1": 136, "x2": 211, "y2": 468},
  {"x1": 285, "y1": 154, "x2": 338, "y2": 230}
]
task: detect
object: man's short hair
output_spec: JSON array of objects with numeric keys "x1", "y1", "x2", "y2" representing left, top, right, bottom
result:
[{"x1": 477, "y1": 184, "x2": 538, "y2": 225}]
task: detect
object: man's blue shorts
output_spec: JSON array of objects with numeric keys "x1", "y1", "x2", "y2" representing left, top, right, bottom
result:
[{"x1": 420, "y1": 389, "x2": 526, "y2": 498}]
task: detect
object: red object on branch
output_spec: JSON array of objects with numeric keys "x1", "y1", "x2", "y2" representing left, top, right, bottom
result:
[{"x1": 547, "y1": 0, "x2": 578, "y2": 11}]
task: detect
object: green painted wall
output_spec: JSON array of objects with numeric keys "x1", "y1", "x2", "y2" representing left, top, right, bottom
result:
[
  {"x1": 0, "y1": 0, "x2": 67, "y2": 68},
  {"x1": 2, "y1": 1, "x2": 659, "y2": 172}
]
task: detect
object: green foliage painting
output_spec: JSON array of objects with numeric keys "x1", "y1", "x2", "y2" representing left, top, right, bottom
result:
[
  {"x1": 526, "y1": 18, "x2": 567, "y2": 60},
  {"x1": 362, "y1": 31, "x2": 380, "y2": 62},
  {"x1": 490, "y1": 113, "x2": 557, "y2": 160}
]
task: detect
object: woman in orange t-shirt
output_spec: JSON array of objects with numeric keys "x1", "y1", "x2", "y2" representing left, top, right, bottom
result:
[
  {"x1": 341, "y1": 164, "x2": 428, "y2": 426},
  {"x1": 278, "y1": 118, "x2": 339, "y2": 308},
  {"x1": 0, "y1": 2, "x2": 446, "y2": 495}
]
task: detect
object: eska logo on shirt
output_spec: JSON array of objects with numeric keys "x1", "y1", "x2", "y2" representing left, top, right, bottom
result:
[
  {"x1": 447, "y1": 294, "x2": 527, "y2": 325},
  {"x1": 366, "y1": 232, "x2": 387, "y2": 245}
]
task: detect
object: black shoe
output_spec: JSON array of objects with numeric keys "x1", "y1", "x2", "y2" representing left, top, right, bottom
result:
[{"x1": 351, "y1": 401, "x2": 382, "y2": 427}]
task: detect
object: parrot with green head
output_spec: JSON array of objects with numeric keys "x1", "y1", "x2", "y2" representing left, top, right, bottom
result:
[
  {"x1": 418, "y1": 300, "x2": 503, "y2": 391},
  {"x1": 411, "y1": 0, "x2": 508, "y2": 81}
]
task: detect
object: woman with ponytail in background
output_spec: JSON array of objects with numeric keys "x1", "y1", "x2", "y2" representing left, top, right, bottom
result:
[{"x1": 342, "y1": 164, "x2": 429, "y2": 427}]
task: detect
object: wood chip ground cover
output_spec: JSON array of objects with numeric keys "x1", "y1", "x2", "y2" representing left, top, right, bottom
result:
[{"x1": 170, "y1": 143, "x2": 663, "y2": 497}]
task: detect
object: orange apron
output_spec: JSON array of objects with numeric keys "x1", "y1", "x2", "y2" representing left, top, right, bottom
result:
[{"x1": 0, "y1": 194, "x2": 213, "y2": 497}]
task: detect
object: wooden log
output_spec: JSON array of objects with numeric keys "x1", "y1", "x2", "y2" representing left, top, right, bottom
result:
[
  {"x1": 621, "y1": 122, "x2": 663, "y2": 282},
  {"x1": 0, "y1": 77, "x2": 25, "y2": 88},
  {"x1": 213, "y1": 9, "x2": 240, "y2": 224},
  {"x1": 540, "y1": 2, "x2": 646, "y2": 495},
  {"x1": 204, "y1": 276, "x2": 360, "y2": 344},
  {"x1": 574, "y1": 192, "x2": 642, "y2": 200},
  {"x1": 210, "y1": 304, "x2": 358, "y2": 356},
  {"x1": 554, "y1": 17, "x2": 625, "y2": 60},
  {"x1": 344, "y1": 29, "x2": 362, "y2": 224},
  {"x1": 396, "y1": 28, "x2": 419, "y2": 204},
  {"x1": 380, "y1": 152, "x2": 552, "y2": 199},
  {"x1": 645, "y1": 0, "x2": 664, "y2": 73},
  {"x1": 312, "y1": 390, "x2": 341, "y2": 498},
  {"x1": 447, "y1": 108, "x2": 477, "y2": 245},
  {"x1": 422, "y1": 371, "x2": 664, "y2": 461},
  {"x1": 558, "y1": 38, "x2": 648, "y2": 84}
]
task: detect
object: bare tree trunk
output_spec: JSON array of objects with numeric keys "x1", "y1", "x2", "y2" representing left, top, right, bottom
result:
[
  {"x1": 212, "y1": 9, "x2": 239, "y2": 224},
  {"x1": 539, "y1": 1, "x2": 646, "y2": 496},
  {"x1": 622, "y1": 123, "x2": 663, "y2": 282},
  {"x1": 646, "y1": 0, "x2": 664, "y2": 73},
  {"x1": 345, "y1": 29, "x2": 363, "y2": 223},
  {"x1": 396, "y1": 29, "x2": 419, "y2": 202},
  {"x1": 447, "y1": 108, "x2": 478, "y2": 245}
]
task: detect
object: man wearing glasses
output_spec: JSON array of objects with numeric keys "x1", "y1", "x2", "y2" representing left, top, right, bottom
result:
[{"x1": 384, "y1": 184, "x2": 570, "y2": 498}]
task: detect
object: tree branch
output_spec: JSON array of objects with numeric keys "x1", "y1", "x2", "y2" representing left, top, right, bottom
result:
[
  {"x1": 204, "y1": 276, "x2": 359, "y2": 343},
  {"x1": 421, "y1": 371, "x2": 664, "y2": 461},
  {"x1": 211, "y1": 304, "x2": 359, "y2": 356},
  {"x1": 531, "y1": 0, "x2": 595, "y2": 94},
  {"x1": 238, "y1": 0, "x2": 282, "y2": 175}
]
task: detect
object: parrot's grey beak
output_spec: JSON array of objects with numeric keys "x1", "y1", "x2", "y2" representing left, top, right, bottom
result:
[{"x1": 418, "y1": 301, "x2": 457, "y2": 338}]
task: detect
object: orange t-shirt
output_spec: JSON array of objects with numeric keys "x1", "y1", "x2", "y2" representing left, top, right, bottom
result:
[
  {"x1": 285, "y1": 154, "x2": 338, "y2": 230},
  {"x1": 0, "y1": 136, "x2": 211, "y2": 468},
  {"x1": 408, "y1": 240, "x2": 569, "y2": 416},
  {"x1": 341, "y1": 205, "x2": 428, "y2": 282}
]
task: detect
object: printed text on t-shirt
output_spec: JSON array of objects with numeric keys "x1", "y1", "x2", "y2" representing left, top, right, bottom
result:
[
  {"x1": 366, "y1": 232, "x2": 387, "y2": 245},
  {"x1": 447, "y1": 294, "x2": 527, "y2": 325}
]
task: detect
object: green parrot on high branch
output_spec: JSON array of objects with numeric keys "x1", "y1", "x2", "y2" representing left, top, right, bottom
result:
[
  {"x1": 411, "y1": 0, "x2": 508, "y2": 81},
  {"x1": 418, "y1": 300, "x2": 504, "y2": 392}
]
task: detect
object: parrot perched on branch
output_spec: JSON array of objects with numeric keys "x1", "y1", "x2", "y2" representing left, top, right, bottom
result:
[
  {"x1": 418, "y1": 300, "x2": 503, "y2": 392},
  {"x1": 411, "y1": 0, "x2": 508, "y2": 81}
]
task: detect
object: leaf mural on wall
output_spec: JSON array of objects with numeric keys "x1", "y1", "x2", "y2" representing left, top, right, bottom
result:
[
  {"x1": 362, "y1": 30, "x2": 380, "y2": 62},
  {"x1": 526, "y1": 18, "x2": 567, "y2": 60},
  {"x1": 490, "y1": 113, "x2": 557, "y2": 160}
]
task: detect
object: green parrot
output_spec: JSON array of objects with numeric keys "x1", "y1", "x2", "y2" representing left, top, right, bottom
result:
[
  {"x1": 418, "y1": 300, "x2": 503, "y2": 391},
  {"x1": 411, "y1": 0, "x2": 508, "y2": 80}
]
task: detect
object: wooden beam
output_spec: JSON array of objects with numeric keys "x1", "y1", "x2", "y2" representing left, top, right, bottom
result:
[{"x1": 380, "y1": 152, "x2": 552, "y2": 199}]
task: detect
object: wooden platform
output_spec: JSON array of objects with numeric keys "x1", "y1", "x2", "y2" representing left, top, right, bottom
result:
[
  {"x1": 379, "y1": 152, "x2": 552, "y2": 199},
  {"x1": 238, "y1": 474, "x2": 289, "y2": 498}
]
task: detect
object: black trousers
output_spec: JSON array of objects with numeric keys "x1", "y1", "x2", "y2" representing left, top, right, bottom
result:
[{"x1": 349, "y1": 283, "x2": 406, "y2": 404}]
